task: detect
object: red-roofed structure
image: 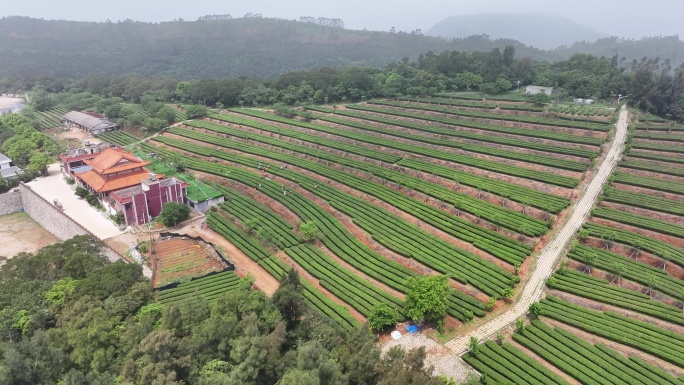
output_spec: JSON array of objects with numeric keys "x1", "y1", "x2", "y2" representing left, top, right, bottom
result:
[
  {"x1": 109, "y1": 175, "x2": 189, "y2": 226},
  {"x1": 67, "y1": 147, "x2": 188, "y2": 226}
]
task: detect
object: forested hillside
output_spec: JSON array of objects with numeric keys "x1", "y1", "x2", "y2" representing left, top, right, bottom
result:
[
  {"x1": 0, "y1": 16, "x2": 540, "y2": 79},
  {"x1": 427, "y1": 13, "x2": 606, "y2": 49},
  {"x1": 0, "y1": 236, "x2": 445, "y2": 385},
  {"x1": 0, "y1": 16, "x2": 682, "y2": 79}
]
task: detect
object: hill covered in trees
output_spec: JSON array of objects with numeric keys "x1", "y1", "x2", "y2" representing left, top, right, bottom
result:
[
  {"x1": 427, "y1": 13, "x2": 606, "y2": 49},
  {"x1": 0, "y1": 235, "x2": 447, "y2": 385},
  {"x1": 0, "y1": 16, "x2": 683, "y2": 80}
]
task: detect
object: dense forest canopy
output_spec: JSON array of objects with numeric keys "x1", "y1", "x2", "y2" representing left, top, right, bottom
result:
[
  {"x1": 0, "y1": 16, "x2": 683, "y2": 80},
  {"x1": 0, "y1": 236, "x2": 450, "y2": 385},
  {"x1": 9, "y1": 45, "x2": 684, "y2": 122}
]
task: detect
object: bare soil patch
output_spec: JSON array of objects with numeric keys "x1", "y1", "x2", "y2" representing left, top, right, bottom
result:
[
  {"x1": 549, "y1": 289, "x2": 684, "y2": 333},
  {"x1": 185, "y1": 226, "x2": 281, "y2": 296},
  {"x1": 582, "y1": 236, "x2": 684, "y2": 280},
  {"x1": 592, "y1": 217, "x2": 684, "y2": 248},
  {"x1": 612, "y1": 182, "x2": 684, "y2": 202},
  {"x1": 618, "y1": 166, "x2": 684, "y2": 183},
  {"x1": 0, "y1": 212, "x2": 59, "y2": 259},
  {"x1": 150, "y1": 236, "x2": 227, "y2": 287},
  {"x1": 600, "y1": 201, "x2": 684, "y2": 225}
]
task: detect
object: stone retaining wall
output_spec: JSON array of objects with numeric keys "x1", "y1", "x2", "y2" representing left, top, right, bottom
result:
[
  {"x1": 0, "y1": 189, "x2": 22, "y2": 216},
  {"x1": 17, "y1": 183, "x2": 127, "y2": 263},
  {"x1": 19, "y1": 183, "x2": 90, "y2": 241}
]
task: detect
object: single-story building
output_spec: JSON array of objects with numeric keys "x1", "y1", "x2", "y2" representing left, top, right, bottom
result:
[
  {"x1": 0, "y1": 101, "x2": 25, "y2": 115},
  {"x1": 573, "y1": 98, "x2": 595, "y2": 105},
  {"x1": 0, "y1": 152, "x2": 22, "y2": 179},
  {"x1": 187, "y1": 194, "x2": 224, "y2": 213},
  {"x1": 525, "y1": 86, "x2": 554, "y2": 95},
  {"x1": 62, "y1": 111, "x2": 120, "y2": 135}
]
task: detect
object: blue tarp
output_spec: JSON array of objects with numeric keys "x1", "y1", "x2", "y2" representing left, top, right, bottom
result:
[
  {"x1": 71, "y1": 165, "x2": 92, "y2": 173},
  {"x1": 406, "y1": 325, "x2": 419, "y2": 333}
]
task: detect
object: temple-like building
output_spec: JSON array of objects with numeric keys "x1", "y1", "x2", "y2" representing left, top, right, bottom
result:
[{"x1": 69, "y1": 148, "x2": 188, "y2": 227}]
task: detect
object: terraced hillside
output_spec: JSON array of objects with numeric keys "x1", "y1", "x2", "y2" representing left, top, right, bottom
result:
[
  {"x1": 466, "y1": 113, "x2": 684, "y2": 383},
  {"x1": 33, "y1": 106, "x2": 69, "y2": 129},
  {"x1": 134, "y1": 95, "x2": 620, "y2": 336}
]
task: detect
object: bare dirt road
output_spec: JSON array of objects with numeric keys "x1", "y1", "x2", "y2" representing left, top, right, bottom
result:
[{"x1": 445, "y1": 105, "x2": 630, "y2": 354}]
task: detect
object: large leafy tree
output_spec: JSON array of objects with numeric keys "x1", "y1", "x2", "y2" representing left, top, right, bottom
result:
[
  {"x1": 404, "y1": 275, "x2": 449, "y2": 328},
  {"x1": 159, "y1": 202, "x2": 191, "y2": 227}
]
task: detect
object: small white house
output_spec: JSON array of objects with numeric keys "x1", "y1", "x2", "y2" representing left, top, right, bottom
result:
[
  {"x1": 0, "y1": 153, "x2": 23, "y2": 179},
  {"x1": 186, "y1": 195, "x2": 224, "y2": 213},
  {"x1": 573, "y1": 98, "x2": 595, "y2": 105}
]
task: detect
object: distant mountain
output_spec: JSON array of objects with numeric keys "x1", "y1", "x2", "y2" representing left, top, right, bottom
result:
[
  {"x1": 0, "y1": 16, "x2": 545, "y2": 80},
  {"x1": 427, "y1": 13, "x2": 607, "y2": 50},
  {"x1": 0, "y1": 16, "x2": 681, "y2": 80}
]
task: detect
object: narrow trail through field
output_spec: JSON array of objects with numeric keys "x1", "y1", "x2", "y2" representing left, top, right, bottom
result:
[{"x1": 445, "y1": 105, "x2": 629, "y2": 355}]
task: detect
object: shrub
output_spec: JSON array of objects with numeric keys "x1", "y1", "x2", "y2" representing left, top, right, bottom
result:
[
  {"x1": 368, "y1": 303, "x2": 399, "y2": 332},
  {"x1": 74, "y1": 186, "x2": 89, "y2": 198},
  {"x1": 138, "y1": 241, "x2": 149, "y2": 253},
  {"x1": 160, "y1": 202, "x2": 191, "y2": 227},
  {"x1": 185, "y1": 105, "x2": 208, "y2": 119},
  {"x1": 110, "y1": 212, "x2": 125, "y2": 226},
  {"x1": 84, "y1": 194, "x2": 99, "y2": 207}
]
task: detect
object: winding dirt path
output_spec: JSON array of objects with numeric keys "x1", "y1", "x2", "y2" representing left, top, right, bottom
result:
[{"x1": 445, "y1": 105, "x2": 630, "y2": 354}]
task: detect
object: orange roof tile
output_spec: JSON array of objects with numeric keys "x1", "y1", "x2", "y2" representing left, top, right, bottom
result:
[
  {"x1": 84, "y1": 148, "x2": 149, "y2": 175},
  {"x1": 77, "y1": 168, "x2": 152, "y2": 193}
]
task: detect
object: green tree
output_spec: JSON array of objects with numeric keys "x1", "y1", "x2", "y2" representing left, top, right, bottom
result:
[
  {"x1": 3, "y1": 138, "x2": 37, "y2": 166},
  {"x1": 404, "y1": 275, "x2": 448, "y2": 328},
  {"x1": 184, "y1": 105, "x2": 208, "y2": 119},
  {"x1": 299, "y1": 221, "x2": 320, "y2": 242},
  {"x1": 27, "y1": 152, "x2": 50, "y2": 175},
  {"x1": 368, "y1": 303, "x2": 399, "y2": 332},
  {"x1": 279, "y1": 369, "x2": 320, "y2": 385},
  {"x1": 494, "y1": 76, "x2": 513, "y2": 93},
  {"x1": 530, "y1": 92, "x2": 551, "y2": 104},
  {"x1": 612, "y1": 262, "x2": 625, "y2": 285},
  {"x1": 175, "y1": 82, "x2": 191, "y2": 100},
  {"x1": 156, "y1": 106, "x2": 178, "y2": 124},
  {"x1": 377, "y1": 346, "x2": 441, "y2": 385},
  {"x1": 456, "y1": 72, "x2": 483, "y2": 91},
  {"x1": 271, "y1": 269, "x2": 307, "y2": 330},
  {"x1": 159, "y1": 202, "x2": 190, "y2": 227}
]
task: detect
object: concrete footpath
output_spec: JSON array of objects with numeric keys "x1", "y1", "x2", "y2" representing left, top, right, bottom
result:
[
  {"x1": 445, "y1": 105, "x2": 630, "y2": 354},
  {"x1": 27, "y1": 163, "x2": 123, "y2": 240}
]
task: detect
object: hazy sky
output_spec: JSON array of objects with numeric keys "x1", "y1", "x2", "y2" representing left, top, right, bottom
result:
[{"x1": 3, "y1": 0, "x2": 682, "y2": 39}]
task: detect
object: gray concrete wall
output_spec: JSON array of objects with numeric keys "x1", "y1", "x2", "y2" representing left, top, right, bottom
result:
[
  {"x1": 0, "y1": 189, "x2": 22, "y2": 216},
  {"x1": 0, "y1": 184, "x2": 138, "y2": 266},
  {"x1": 18, "y1": 184, "x2": 129, "y2": 264},
  {"x1": 19, "y1": 184, "x2": 90, "y2": 241}
]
